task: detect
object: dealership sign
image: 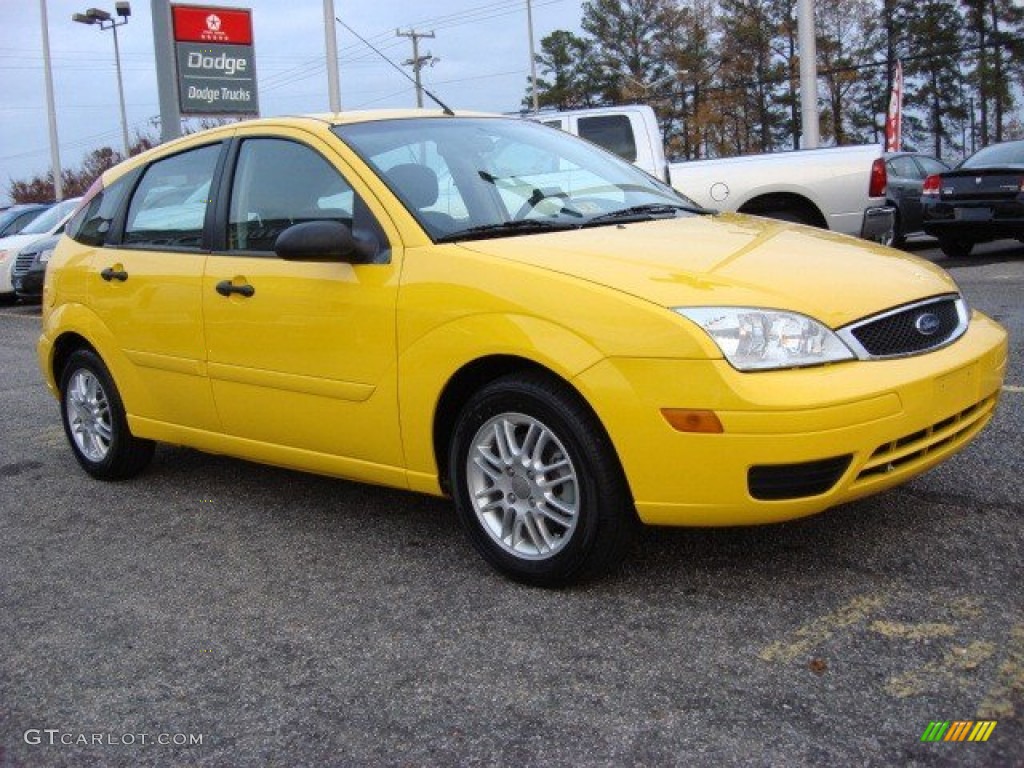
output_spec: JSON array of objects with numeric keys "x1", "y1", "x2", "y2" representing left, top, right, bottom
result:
[{"x1": 172, "y1": 4, "x2": 259, "y2": 116}]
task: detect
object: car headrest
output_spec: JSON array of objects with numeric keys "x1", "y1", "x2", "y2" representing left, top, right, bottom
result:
[{"x1": 386, "y1": 164, "x2": 439, "y2": 209}]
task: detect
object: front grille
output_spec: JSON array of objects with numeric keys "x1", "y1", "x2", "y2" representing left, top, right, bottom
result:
[
  {"x1": 855, "y1": 396, "x2": 996, "y2": 483},
  {"x1": 838, "y1": 296, "x2": 967, "y2": 359},
  {"x1": 748, "y1": 455, "x2": 852, "y2": 500},
  {"x1": 13, "y1": 252, "x2": 35, "y2": 279}
]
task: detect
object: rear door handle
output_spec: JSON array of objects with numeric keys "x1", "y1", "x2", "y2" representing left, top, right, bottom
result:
[
  {"x1": 216, "y1": 279, "x2": 255, "y2": 298},
  {"x1": 100, "y1": 267, "x2": 128, "y2": 282}
]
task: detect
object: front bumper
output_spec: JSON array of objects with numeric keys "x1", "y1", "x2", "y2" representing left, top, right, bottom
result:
[
  {"x1": 572, "y1": 311, "x2": 1007, "y2": 527},
  {"x1": 14, "y1": 266, "x2": 44, "y2": 299}
]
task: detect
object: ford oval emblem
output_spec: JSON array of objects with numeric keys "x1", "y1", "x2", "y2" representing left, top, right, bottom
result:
[{"x1": 915, "y1": 312, "x2": 941, "y2": 336}]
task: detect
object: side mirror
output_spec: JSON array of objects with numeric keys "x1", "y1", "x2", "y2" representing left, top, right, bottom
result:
[{"x1": 274, "y1": 220, "x2": 374, "y2": 263}]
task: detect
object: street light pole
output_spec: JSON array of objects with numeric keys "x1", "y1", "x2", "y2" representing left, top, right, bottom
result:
[
  {"x1": 110, "y1": 19, "x2": 130, "y2": 157},
  {"x1": 73, "y1": 3, "x2": 132, "y2": 159},
  {"x1": 40, "y1": 0, "x2": 63, "y2": 200}
]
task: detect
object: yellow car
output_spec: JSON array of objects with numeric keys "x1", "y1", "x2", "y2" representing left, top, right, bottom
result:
[{"x1": 39, "y1": 111, "x2": 1007, "y2": 586}]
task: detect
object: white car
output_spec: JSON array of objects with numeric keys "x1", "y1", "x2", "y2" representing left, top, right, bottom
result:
[{"x1": 0, "y1": 197, "x2": 81, "y2": 297}]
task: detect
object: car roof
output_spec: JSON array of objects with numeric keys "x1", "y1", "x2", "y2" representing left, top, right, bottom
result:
[{"x1": 100, "y1": 109, "x2": 492, "y2": 185}]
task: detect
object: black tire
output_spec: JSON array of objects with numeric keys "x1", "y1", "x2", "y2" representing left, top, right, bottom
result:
[
  {"x1": 59, "y1": 349, "x2": 155, "y2": 480},
  {"x1": 762, "y1": 209, "x2": 812, "y2": 226},
  {"x1": 888, "y1": 209, "x2": 906, "y2": 249},
  {"x1": 938, "y1": 237, "x2": 974, "y2": 259},
  {"x1": 449, "y1": 371, "x2": 636, "y2": 587}
]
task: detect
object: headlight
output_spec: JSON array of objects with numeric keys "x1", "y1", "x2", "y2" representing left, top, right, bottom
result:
[
  {"x1": 675, "y1": 307, "x2": 856, "y2": 371},
  {"x1": 37, "y1": 248, "x2": 55, "y2": 264}
]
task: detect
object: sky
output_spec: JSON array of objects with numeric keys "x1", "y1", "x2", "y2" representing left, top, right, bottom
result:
[{"x1": 1, "y1": 0, "x2": 586, "y2": 204}]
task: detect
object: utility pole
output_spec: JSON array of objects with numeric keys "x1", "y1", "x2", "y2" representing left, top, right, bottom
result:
[
  {"x1": 324, "y1": 0, "x2": 341, "y2": 112},
  {"x1": 797, "y1": 0, "x2": 820, "y2": 148},
  {"x1": 396, "y1": 28, "x2": 436, "y2": 108},
  {"x1": 527, "y1": 0, "x2": 539, "y2": 113}
]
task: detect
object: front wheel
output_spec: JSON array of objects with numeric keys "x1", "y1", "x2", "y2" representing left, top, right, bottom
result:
[
  {"x1": 59, "y1": 349, "x2": 155, "y2": 480},
  {"x1": 449, "y1": 372, "x2": 636, "y2": 587}
]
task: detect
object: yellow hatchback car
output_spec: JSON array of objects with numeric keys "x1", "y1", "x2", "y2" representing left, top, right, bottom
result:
[{"x1": 39, "y1": 111, "x2": 1007, "y2": 585}]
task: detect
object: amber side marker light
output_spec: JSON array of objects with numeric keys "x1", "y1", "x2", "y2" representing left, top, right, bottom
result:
[{"x1": 661, "y1": 409, "x2": 724, "y2": 434}]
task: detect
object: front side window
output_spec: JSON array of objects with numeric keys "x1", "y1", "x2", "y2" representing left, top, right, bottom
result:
[
  {"x1": 66, "y1": 173, "x2": 135, "y2": 247},
  {"x1": 123, "y1": 143, "x2": 221, "y2": 249},
  {"x1": 227, "y1": 138, "x2": 384, "y2": 255}
]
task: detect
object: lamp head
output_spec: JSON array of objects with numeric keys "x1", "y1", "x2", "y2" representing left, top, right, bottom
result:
[
  {"x1": 85, "y1": 8, "x2": 112, "y2": 22},
  {"x1": 72, "y1": 12, "x2": 97, "y2": 24},
  {"x1": 115, "y1": 1, "x2": 131, "y2": 17}
]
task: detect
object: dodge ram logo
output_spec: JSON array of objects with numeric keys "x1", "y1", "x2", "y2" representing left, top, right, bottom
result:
[{"x1": 914, "y1": 312, "x2": 941, "y2": 336}]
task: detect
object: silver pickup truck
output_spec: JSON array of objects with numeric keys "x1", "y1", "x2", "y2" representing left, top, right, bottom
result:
[{"x1": 534, "y1": 104, "x2": 895, "y2": 243}]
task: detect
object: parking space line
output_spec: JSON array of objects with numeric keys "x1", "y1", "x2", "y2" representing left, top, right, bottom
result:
[
  {"x1": 1002, "y1": 385, "x2": 1024, "y2": 394},
  {"x1": 758, "y1": 595, "x2": 888, "y2": 663}
]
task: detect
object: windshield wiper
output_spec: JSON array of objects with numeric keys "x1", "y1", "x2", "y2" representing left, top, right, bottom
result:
[
  {"x1": 435, "y1": 219, "x2": 579, "y2": 243},
  {"x1": 583, "y1": 202, "x2": 711, "y2": 226}
]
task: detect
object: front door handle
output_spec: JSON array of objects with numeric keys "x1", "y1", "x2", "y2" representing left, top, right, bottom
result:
[
  {"x1": 100, "y1": 267, "x2": 128, "y2": 282},
  {"x1": 216, "y1": 279, "x2": 255, "y2": 298}
]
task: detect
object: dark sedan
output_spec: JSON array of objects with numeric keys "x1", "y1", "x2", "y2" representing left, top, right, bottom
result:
[
  {"x1": 885, "y1": 152, "x2": 950, "y2": 246},
  {"x1": 921, "y1": 139, "x2": 1024, "y2": 258},
  {"x1": 11, "y1": 233, "x2": 60, "y2": 301}
]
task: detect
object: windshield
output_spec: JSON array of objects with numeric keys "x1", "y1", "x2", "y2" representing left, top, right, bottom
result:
[
  {"x1": 961, "y1": 141, "x2": 1024, "y2": 169},
  {"x1": 22, "y1": 198, "x2": 80, "y2": 235},
  {"x1": 333, "y1": 117, "x2": 699, "y2": 242}
]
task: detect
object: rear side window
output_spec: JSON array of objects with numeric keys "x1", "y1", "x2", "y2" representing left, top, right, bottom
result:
[
  {"x1": 66, "y1": 174, "x2": 134, "y2": 247},
  {"x1": 887, "y1": 156, "x2": 922, "y2": 180},
  {"x1": 123, "y1": 144, "x2": 222, "y2": 249},
  {"x1": 915, "y1": 156, "x2": 950, "y2": 176},
  {"x1": 577, "y1": 115, "x2": 637, "y2": 162}
]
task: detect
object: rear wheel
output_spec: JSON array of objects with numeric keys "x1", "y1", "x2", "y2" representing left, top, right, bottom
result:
[
  {"x1": 938, "y1": 237, "x2": 974, "y2": 259},
  {"x1": 59, "y1": 349, "x2": 154, "y2": 480},
  {"x1": 888, "y1": 209, "x2": 906, "y2": 248},
  {"x1": 449, "y1": 372, "x2": 636, "y2": 587}
]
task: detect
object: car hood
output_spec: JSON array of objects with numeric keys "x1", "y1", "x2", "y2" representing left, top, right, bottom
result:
[
  {"x1": 454, "y1": 214, "x2": 958, "y2": 328},
  {"x1": 0, "y1": 233, "x2": 47, "y2": 260}
]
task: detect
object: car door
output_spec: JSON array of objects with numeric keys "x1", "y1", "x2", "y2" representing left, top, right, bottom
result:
[
  {"x1": 201, "y1": 128, "x2": 405, "y2": 482},
  {"x1": 88, "y1": 141, "x2": 224, "y2": 431}
]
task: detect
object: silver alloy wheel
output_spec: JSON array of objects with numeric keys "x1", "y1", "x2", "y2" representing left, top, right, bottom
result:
[
  {"x1": 66, "y1": 369, "x2": 113, "y2": 463},
  {"x1": 466, "y1": 412, "x2": 580, "y2": 560}
]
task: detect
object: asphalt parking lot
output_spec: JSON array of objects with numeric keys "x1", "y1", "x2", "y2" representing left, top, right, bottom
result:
[{"x1": 1, "y1": 239, "x2": 1021, "y2": 767}]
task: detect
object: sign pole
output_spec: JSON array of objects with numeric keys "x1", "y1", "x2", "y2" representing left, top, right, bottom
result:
[{"x1": 151, "y1": 0, "x2": 181, "y2": 141}]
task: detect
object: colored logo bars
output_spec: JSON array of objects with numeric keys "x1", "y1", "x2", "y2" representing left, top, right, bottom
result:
[{"x1": 921, "y1": 721, "x2": 997, "y2": 742}]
